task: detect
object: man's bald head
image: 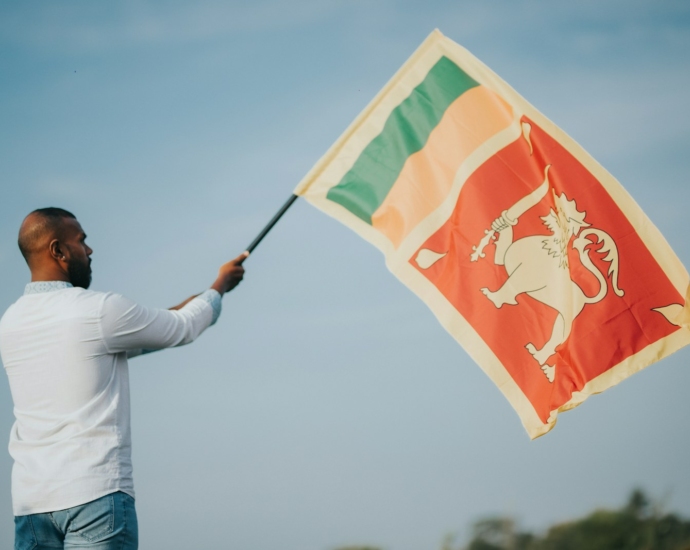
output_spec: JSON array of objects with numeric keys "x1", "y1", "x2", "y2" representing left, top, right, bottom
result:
[
  {"x1": 18, "y1": 207, "x2": 77, "y2": 264},
  {"x1": 18, "y1": 207, "x2": 93, "y2": 288}
]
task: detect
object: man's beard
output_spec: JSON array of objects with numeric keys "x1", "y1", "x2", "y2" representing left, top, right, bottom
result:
[{"x1": 68, "y1": 259, "x2": 92, "y2": 289}]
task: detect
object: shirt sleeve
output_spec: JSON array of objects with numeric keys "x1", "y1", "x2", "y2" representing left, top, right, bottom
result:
[{"x1": 100, "y1": 289, "x2": 222, "y2": 355}]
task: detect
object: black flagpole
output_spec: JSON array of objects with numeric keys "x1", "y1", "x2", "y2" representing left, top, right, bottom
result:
[{"x1": 245, "y1": 194, "x2": 299, "y2": 254}]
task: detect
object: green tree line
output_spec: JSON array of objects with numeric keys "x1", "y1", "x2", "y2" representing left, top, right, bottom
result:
[{"x1": 337, "y1": 490, "x2": 690, "y2": 550}]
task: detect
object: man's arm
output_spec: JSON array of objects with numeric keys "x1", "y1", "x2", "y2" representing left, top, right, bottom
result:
[
  {"x1": 105, "y1": 252, "x2": 249, "y2": 355},
  {"x1": 169, "y1": 295, "x2": 199, "y2": 311},
  {"x1": 168, "y1": 251, "x2": 248, "y2": 310}
]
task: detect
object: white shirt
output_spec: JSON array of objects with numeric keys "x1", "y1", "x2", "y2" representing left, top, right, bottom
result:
[{"x1": 0, "y1": 281, "x2": 221, "y2": 516}]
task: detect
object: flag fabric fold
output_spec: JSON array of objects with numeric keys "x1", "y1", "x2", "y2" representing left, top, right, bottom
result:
[{"x1": 294, "y1": 29, "x2": 690, "y2": 438}]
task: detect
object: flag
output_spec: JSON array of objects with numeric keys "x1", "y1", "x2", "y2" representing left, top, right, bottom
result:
[{"x1": 294, "y1": 29, "x2": 690, "y2": 438}]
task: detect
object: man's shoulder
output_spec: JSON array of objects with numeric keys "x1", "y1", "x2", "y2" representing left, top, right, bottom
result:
[
  {"x1": 38, "y1": 286, "x2": 109, "y2": 304},
  {"x1": 60, "y1": 288, "x2": 129, "y2": 315},
  {"x1": 2, "y1": 287, "x2": 109, "y2": 322}
]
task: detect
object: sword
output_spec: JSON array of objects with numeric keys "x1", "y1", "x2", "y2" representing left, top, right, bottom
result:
[{"x1": 470, "y1": 165, "x2": 551, "y2": 262}]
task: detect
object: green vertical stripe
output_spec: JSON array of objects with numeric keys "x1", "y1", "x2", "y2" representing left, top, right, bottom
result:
[{"x1": 326, "y1": 56, "x2": 479, "y2": 224}]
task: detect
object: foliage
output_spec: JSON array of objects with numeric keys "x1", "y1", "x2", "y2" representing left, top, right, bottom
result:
[{"x1": 448, "y1": 490, "x2": 690, "y2": 550}]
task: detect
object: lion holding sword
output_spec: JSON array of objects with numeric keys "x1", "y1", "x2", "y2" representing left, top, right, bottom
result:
[{"x1": 473, "y1": 165, "x2": 624, "y2": 382}]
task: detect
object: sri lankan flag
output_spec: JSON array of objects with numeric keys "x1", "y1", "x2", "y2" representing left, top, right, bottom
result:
[{"x1": 294, "y1": 30, "x2": 690, "y2": 438}]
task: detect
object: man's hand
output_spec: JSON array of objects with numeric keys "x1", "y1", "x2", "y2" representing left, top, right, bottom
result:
[
  {"x1": 210, "y1": 251, "x2": 249, "y2": 296},
  {"x1": 168, "y1": 252, "x2": 248, "y2": 309}
]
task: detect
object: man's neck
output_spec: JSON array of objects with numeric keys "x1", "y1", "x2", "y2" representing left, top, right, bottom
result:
[{"x1": 30, "y1": 269, "x2": 70, "y2": 283}]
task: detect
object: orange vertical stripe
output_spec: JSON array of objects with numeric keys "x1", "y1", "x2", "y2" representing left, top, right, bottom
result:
[{"x1": 371, "y1": 86, "x2": 514, "y2": 247}]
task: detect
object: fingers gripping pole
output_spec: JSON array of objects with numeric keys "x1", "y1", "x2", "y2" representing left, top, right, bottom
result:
[{"x1": 245, "y1": 194, "x2": 299, "y2": 254}]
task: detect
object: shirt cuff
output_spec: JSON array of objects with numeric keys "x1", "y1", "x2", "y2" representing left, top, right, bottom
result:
[{"x1": 197, "y1": 289, "x2": 222, "y2": 325}]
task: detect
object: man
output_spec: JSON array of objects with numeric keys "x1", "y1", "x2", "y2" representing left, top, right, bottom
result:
[{"x1": 0, "y1": 207, "x2": 247, "y2": 549}]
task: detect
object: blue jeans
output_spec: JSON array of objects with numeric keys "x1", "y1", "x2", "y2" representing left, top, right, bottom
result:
[{"x1": 14, "y1": 491, "x2": 138, "y2": 550}]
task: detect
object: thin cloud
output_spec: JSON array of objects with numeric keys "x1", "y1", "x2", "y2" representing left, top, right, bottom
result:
[{"x1": 0, "y1": 0, "x2": 357, "y2": 53}]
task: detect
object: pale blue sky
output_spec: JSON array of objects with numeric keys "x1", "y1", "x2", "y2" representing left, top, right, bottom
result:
[{"x1": 1, "y1": 2, "x2": 689, "y2": 549}]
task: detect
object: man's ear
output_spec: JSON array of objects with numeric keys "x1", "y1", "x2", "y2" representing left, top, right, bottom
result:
[{"x1": 49, "y1": 239, "x2": 66, "y2": 262}]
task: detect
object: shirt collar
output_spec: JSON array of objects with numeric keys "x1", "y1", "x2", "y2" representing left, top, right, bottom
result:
[{"x1": 24, "y1": 281, "x2": 74, "y2": 295}]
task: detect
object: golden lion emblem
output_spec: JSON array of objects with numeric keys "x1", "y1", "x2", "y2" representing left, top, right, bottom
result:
[{"x1": 476, "y1": 165, "x2": 624, "y2": 382}]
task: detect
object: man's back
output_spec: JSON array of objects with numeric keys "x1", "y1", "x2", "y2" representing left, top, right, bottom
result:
[{"x1": 1, "y1": 282, "x2": 134, "y2": 516}]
